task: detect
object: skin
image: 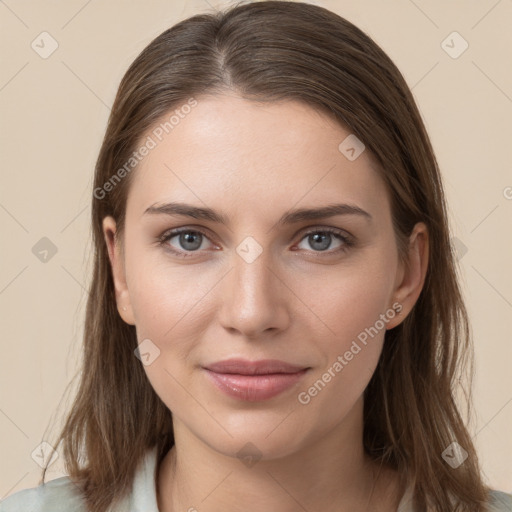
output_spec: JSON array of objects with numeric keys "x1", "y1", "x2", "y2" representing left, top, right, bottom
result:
[{"x1": 103, "y1": 92, "x2": 428, "y2": 512}]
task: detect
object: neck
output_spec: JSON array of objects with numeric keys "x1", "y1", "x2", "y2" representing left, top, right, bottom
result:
[{"x1": 156, "y1": 397, "x2": 402, "y2": 512}]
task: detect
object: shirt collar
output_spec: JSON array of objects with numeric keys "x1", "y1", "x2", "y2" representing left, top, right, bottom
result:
[{"x1": 119, "y1": 445, "x2": 160, "y2": 512}]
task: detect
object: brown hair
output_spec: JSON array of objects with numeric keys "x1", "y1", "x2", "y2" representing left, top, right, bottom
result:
[{"x1": 42, "y1": 1, "x2": 492, "y2": 510}]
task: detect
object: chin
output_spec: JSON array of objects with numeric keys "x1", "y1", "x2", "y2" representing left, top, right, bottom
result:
[{"x1": 193, "y1": 412, "x2": 312, "y2": 463}]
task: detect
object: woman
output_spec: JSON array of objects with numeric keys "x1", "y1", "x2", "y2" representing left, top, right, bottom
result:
[{"x1": 1, "y1": 1, "x2": 510, "y2": 511}]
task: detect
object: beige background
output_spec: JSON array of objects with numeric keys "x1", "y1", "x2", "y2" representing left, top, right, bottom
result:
[{"x1": 1, "y1": 0, "x2": 511, "y2": 499}]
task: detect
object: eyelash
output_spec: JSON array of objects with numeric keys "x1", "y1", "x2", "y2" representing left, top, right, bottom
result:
[{"x1": 157, "y1": 226, "x2": 355, "y2": 259}]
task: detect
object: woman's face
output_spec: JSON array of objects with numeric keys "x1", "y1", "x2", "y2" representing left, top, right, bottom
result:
[{"x1": 103, "y1": 93, "x2": 427, "y2": 460}]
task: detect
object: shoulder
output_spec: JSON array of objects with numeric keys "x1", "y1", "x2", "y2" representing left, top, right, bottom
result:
[
  {"x1": 0, "y1": 476, "x2": 86, "y2": 512},
  {"x1": 0, "y1": 446, "x2": 160, "y2": 512},
  {"x1": 487, "y1": 489, "x2": 512, "y2": 511}
]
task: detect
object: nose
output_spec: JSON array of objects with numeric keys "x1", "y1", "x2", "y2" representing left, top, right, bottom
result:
[{"x1": 217, "y1": 246, "x2": 290, "y2": 339}]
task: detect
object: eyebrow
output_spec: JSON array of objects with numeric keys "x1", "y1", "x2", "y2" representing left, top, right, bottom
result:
[{"x1": 143, "y1": 201, "x2": 372, "y2": 228}]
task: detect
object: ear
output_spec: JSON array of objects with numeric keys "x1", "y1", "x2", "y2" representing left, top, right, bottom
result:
[
  {"x1": 102, "y1": 216, "x2": 136, "y2": 325},
  {"x1": 386, "y1": 222, "x2": 429, "y2": 330}
]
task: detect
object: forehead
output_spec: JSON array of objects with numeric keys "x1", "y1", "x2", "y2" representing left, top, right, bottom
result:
[{"x1": 126, "y1": 93, "x2": 390, "y2": 224}]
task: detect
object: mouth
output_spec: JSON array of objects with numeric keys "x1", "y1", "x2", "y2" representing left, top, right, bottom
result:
[
  {"x1": 203, "y1": 358, "x2": 309, "y2": 375},
  {"x1": 202, "y1": 358, "x2": 310, "y2": 401}
]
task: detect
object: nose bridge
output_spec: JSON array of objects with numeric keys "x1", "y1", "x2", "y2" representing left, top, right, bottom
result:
[{"x1": 218, "y1": 239, "x2": 287, "y2": 337}]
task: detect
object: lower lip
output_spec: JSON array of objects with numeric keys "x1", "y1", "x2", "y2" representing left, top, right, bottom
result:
[{"x1": 203, "y1": 368, "x2": 309, "y2": 401}]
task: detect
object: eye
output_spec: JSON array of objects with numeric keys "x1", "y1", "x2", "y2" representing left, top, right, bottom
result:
[
  {"x1": 159, "y1": 228, "x2": 215, "y2": 258},
  {"x1": 158, "y1": 226, "x2": 354, "y2": 258},
  {"x1": 295, "y1": 228, "x2": 354, "y2": 254}
]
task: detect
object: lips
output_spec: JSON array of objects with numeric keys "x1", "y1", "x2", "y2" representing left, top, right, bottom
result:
[
  {"x1": 202, "y1": 358, "x2": 310, "y2": 401},
  {"x1": 204, "y1": 358, "x2": 308, "y2": 375}
]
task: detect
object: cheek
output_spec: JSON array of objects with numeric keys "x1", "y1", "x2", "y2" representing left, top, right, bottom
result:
[
  {"x1": 295, "y1": 252, "x2": 396, "y2": 408},
  {"x1": 126, "y1": 258, "x2": 210, "y2": 415},
  {"x1": 124, "y1": 249, "x2": 219, "y2": 405},
  {"x1": 303, "y1": 253, "x2": 396, "y2": 348},
  {"x1": 294, "y1": 305, "x2": 388, "y2": 431},
  {"x1": 125, "y1": 240, "x2": 212, "y2": 339}
]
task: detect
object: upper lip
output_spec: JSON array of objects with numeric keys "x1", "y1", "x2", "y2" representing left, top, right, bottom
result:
[{"x1": 203, "y1": 358, "x2": 309, "y2": 375}]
